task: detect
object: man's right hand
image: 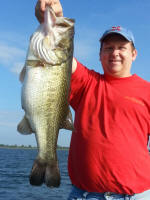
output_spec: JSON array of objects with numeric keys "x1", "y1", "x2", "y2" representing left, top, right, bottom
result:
[
  {"x1": 35, "y1": 0, "x2": 63, "y2": 23},
  {"x1": 35, "y1": 0, "x2": 77, "y2": 73}
]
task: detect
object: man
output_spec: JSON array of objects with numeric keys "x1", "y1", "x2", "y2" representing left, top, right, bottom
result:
[{"x1": 35, "y1": 1, "x2": 150, "y2": 199}]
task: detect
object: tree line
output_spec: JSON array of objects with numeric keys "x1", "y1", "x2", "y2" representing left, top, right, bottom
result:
[{"x1": 0, "y1": 144, "x2": 69, "y2": 150}]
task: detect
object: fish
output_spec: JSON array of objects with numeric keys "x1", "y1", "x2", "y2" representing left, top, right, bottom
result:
[{"x1": 17, "y1": 7, "x2": 74, "y2": 188}]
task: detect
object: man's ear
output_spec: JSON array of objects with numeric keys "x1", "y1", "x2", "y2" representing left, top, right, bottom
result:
[{"x1": 132, "y1": 49, "x2": 137, "y2": 61}]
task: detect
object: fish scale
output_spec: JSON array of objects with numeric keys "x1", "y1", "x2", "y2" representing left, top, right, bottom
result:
[{"x1": 17, "y1": 7, "x2": 74, "y2": 187}]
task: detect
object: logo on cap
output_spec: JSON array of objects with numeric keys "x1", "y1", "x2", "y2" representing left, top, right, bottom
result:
[{"x1": 111, "y1": 26, "x2": 121, "y2": 31}]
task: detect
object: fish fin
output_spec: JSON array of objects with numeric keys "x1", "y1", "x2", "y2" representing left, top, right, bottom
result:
[
  {"x1": 30, "y1": 158, "x2": 60, "y2": 188},
  {"x1": 29, "y1": 158, "x2": 46, "y2": 186},
  {"x1": 45, "y1": 160, "x2": 61, "y2": 187},
  {"x1": 17, "y1": 116, "x2": 33, "y2": 134},
  {"x1": 60, "y1": 107, "x2": 74, "y2": 131},
  {"x1": 19, "y1": 65, "x2": 26, "y2": 83}
]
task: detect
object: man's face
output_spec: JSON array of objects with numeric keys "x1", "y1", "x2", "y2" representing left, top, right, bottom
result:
[{"x1": 100, "y1": 34, "x2": 137, "y2": 77}]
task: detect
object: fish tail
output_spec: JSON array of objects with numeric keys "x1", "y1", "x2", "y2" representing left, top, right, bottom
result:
[
  {"x1": 29, "y1": 158, "x2": 60, "y2": 187},
  {"x1": 29, "y1": 158, "x2": 46, "y2": 186},
  {"x1": 45, "y1": 160, "x2": 61, "y2": 187}
]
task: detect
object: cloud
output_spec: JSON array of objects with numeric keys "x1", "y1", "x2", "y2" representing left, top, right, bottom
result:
[
  {"x1": 0, "y1": 31, "x2": 27, "y2": 75},
  {"x1": 0, "y1": 43, "x2": 26, "y2": 74},
  {"x1": 0, "y1": 44, "x2": 25, "y2": 62},
  {"x1": 0, "y1": 31, "x2": 28, "y2": 48},
  {"x1": 11, "y1": 62, "x2": 25, "y2": 74}
]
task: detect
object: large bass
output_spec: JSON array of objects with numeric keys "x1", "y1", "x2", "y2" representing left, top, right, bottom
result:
[{"x1": 17, "y1": 7, "x2": 74, "y2": 188}]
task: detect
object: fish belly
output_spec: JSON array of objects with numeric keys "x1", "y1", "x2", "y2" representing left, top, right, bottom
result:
[{"x1": 22, "y1": 62, "x2": 71, "y2": 187}]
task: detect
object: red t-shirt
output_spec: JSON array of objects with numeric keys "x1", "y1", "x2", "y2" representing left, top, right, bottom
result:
[{"x1": 68, "y1": 60, "x2": 150, "y2": 195}]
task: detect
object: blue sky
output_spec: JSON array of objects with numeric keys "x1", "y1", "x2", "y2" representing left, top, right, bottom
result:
[{"x1": 1, "y1": 0, "x2": 150, "y2": 147}]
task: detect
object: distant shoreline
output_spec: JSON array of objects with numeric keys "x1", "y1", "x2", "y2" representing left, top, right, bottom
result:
[{"x1": 0, "y1": 144, "x2": 69, "y2": 150}]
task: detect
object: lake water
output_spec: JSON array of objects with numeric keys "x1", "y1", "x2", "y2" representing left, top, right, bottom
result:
[{"x1": 0, "y1": 148, "x2": 71, "y2": 200}]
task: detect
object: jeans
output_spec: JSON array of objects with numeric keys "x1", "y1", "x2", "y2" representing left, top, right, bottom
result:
[{"x1": 67, "y1": 185, "x2": 150, "y2": 200}]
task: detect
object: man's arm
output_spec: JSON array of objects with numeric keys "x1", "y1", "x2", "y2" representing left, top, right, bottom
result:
[
  {"x1": 72, "y1": 58, "x2": 77, "y2": 73},
  {"x1": 35, "y1": 0, "x2": 77, "y2": 73}
]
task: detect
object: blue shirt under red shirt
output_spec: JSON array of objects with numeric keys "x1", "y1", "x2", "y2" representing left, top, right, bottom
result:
[{"x1": 68, "y1": 60, "x2": 150, "y2": 195}]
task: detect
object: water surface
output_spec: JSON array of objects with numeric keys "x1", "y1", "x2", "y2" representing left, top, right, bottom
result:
[{"x1": 0, "y1": 148, "x2": 71, "y2": 200}]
